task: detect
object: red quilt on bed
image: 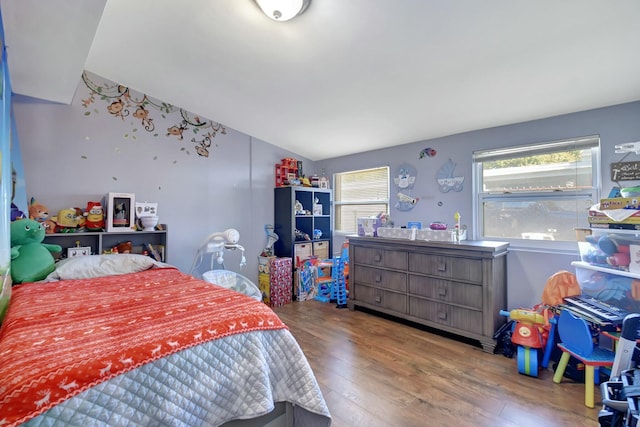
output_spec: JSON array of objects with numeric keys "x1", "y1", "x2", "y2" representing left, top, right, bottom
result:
[{"x1": 0, "y1": 267, "x2": 287, "y2": 426}]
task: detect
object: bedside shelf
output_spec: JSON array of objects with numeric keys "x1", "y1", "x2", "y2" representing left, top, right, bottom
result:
[{"x1": 43, "y1": 226, "x2": 168, "y2": 262}]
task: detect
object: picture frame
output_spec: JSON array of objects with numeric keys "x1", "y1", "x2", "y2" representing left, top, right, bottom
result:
[
  {"x1": 106, "y1": 192, "x2": 136, "y2": 232},
  {"x1": 67, "y1": 246, "x2": 91, "y2": 257}
]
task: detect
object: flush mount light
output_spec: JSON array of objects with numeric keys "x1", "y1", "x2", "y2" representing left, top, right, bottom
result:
[{"x1": 255, "y1": 0, "x2": 310, "y2": 21}]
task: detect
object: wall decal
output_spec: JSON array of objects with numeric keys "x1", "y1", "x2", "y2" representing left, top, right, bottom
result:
[
  {"x1": 394, "y1": 163, "x2": 419, "y2": 211},
  {"x1": 419, "y1": 147, "x2": 437, "y2": 158},
  {"x1": 81, "y1": 71, "x2": 226, "y2": 158},
  {"x1": 437, "y1": 159, "x2": 464, "y2": 192}
]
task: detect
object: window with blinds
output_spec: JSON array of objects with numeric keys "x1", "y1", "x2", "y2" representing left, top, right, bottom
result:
[
  {"x1": 334, "y1": 166, "x2": 390, "y2": 232},
  {"x1": 473, "y1": 135, "x2": 600, "y2": 243}
]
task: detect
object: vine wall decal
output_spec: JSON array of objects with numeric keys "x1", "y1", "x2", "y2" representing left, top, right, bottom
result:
[{"x1": 81, "y1": 71, "x2": 226, "y2": 158}]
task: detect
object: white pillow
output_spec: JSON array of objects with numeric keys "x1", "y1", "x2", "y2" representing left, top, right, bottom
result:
[{"x1": 50, "y1": 254, "x2": 163, "y2": 280}]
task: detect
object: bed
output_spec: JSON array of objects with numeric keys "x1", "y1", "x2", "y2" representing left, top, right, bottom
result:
[{"x1": 0, "y1": 254, "x2": 331, "y2": 427}]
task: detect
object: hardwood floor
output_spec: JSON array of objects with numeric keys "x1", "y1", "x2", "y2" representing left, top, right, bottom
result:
[{"x1": 273, "y1": 300, "x2": 601, "y2": 427}]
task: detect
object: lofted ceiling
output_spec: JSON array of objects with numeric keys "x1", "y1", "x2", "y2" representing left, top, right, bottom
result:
[{"x1": 2, "y1": 0, "x2": 640, "y2": 160}]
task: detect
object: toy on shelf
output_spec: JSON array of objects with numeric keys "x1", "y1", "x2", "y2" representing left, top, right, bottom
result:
[
  {"x1": 28, "y1": 197, "x2": 56, "y2": 234},
  {"x1": 51, "y1": 207, "x2": 86, "y2": 233},
  {"x1": 84, "y1": 201, "x2": 105, "y2": 231}
]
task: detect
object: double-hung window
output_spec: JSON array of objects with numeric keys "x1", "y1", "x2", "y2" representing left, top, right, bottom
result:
[
  {"x1": 473, "y1": 135, "x2": 600, "y2": 245},
  {"x1": 334, "y1": 166, "x2": 390, "y2": 233}
]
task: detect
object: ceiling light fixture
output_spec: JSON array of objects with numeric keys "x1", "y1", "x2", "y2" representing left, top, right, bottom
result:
[{"x1": 255, "y1": 0, "x2": 310, "y2": 21}]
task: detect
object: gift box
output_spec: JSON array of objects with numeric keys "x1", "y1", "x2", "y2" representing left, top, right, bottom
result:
[{"x1": 258, "y1": 257, "x2": 292, "y2": 307}]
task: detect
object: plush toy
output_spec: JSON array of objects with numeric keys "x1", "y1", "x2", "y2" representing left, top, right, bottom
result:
[
  {"x1": 28, "y1": 197, "x2": 49, "y2": 222},
  {"x1": 84, "y1": 201, "x2": 105, "y2": 231},
  {"x1": 116, "y1": 241, "x2": 133, "y2": 254},
  {"x1": 10, "y1": 219, "x2": 62, "y2": 284},
  {"x1": 52, "y1": 207, "x2": 86, "y2": 233}
]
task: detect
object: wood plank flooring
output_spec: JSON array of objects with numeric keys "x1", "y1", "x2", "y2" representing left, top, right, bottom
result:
[{"x1": 273, "y1": 300, "x2": 601, "y2": 427}]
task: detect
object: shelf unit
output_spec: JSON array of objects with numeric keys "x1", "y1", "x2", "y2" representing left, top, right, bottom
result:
[
  {"x1": 274, "y1": 187, "x2": 332, "y2": 267},
  {"x1": 43, "y1": 226, "x2": 168, "y2": 262},
  {"x1": 573, "y1": 227, "x2": 640, "y2": 314}
]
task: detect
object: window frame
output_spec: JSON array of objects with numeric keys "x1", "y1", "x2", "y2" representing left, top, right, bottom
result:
[
  {"x1": 333, "y1": 166, "x2": 390, "y2": 233},
  {"x1": 472, "y1": 135, "x2": 601, "y2": 251}
]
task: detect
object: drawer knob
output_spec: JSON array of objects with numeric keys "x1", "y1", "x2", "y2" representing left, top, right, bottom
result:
[
  {"x1": 375, "y1": 295, "x2": 382, "y2": 303},
  {"x1": 374, "y1": 253, "x2": 382, "y2": 262},
  {"x1": 437, "y1": 263, "x2": 446, "y2": 272},
  {"x1": 438, "y1": 311, "x2": 447, "y2": 321},
  {"x1": 438, "y1": 286, "x2": 447, "y2": 297},
  {"x1": 375, "y1": 275, "x2": 382, "y2": 283}
]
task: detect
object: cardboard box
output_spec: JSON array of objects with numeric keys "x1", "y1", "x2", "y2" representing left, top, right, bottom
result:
[{"x1": 600, "y1": 197, "x2": 640, "y2": 210}]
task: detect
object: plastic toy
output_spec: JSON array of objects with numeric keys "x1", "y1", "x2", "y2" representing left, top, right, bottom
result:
[
  {"x1": 499, "y1": 307, "x2": 556, "y2": 377},
  {"x1": 10, "y1": 218, "x2": 62, "y2": 283}
]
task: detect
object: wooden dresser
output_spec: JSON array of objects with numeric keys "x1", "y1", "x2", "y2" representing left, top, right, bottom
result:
[{"x1": 348, "y1": 236, "x2": 509, "y2": 353}]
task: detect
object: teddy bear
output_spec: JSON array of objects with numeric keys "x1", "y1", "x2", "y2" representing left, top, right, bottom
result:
[
  {"x1": 10, "y1": 218, "x2": 62, "y2": 283},
  {"x1": 28, "y1": 197, "x2": 49, "y2": 222},
  {"x1": 28, "y1": 197, "x2": 56, "y2": 234}
]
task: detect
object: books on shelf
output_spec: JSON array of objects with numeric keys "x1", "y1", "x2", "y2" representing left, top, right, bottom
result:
[{"x1": 145, "y1": 243, "x2": 165, "y2": 262}]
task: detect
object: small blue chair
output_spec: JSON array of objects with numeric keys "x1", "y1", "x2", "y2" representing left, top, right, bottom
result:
[{"x1": 552, "y1": 309, "x2": 616, "y2": 408}]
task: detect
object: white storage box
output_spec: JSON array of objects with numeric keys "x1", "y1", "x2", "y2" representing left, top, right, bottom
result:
[{"x1": 376, "y1": 227, "x2": 467, "y2": 242}]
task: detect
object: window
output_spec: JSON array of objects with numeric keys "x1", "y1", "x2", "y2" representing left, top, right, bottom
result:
[
  {"x1": 473, "y1": 135, "x2": 600, "y2": 244},
  {"x1": 334, "y1": 167, "x2": 390, "y2": 232}
]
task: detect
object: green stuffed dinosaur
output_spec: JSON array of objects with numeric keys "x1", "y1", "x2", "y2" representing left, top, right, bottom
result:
[{"x1": 10, "y1": 218, "x2": 62, "y2": 284}]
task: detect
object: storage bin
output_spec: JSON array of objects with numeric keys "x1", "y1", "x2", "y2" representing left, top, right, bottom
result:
[
  {"x1": 576, "y1": 228, "x2": 640, "y2": 272},
  {"x1": 571, "y1": 261, "x2": 640, "y2": 313}
]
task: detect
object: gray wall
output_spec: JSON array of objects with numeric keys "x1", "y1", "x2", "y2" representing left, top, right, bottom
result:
[
  {"x1": 13, "y1": 71, "x2": 640, "y2": 309},
  {"x1": 13, "y1": 75, "x2": 312, "y2": 284},
  {"x1": 318, "y1": 101, "x2": 640, "y2": 309}
]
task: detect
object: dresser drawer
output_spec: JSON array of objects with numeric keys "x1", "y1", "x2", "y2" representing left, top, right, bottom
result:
[
  {"x1": 353, "y1": 265, "x2": 406, "y2": 292},
  {"x1": 354, "y1": 246, "x2": 407, "y2": 270},
  {"x1": 409, "y1": 298, "x2": 482, "y2": 334},
  {"x1": 408, "y1": 275, "x2": 482, "y2": 309},
  {"x1": 353, "y1": 284, "x2": 407, "y2": 313},
  {"x1": 408, "y1": 253, "x2": 482, "y2": 284}
]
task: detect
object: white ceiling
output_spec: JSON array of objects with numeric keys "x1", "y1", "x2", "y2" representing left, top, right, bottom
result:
[{"x1": 2, "y1": 0, "x2": 640, "y2": 160}]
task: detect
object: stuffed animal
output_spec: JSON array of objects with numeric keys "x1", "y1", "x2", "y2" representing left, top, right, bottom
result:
[
  {"x1": 28, "y1": 197, "x2": 49, "y2": 222},
  {"x1": 10, "y1": 219, "x2": 62, "y2": 284},
  {"x1": 84, "y1": 201, "x2": 105, "y2": 231},
  {"x1": 116, "y1": 241, "x2": 133, "y2": 254},
  {"x1": 52, "y1": 207, "x2": 86, "y2": 233}
]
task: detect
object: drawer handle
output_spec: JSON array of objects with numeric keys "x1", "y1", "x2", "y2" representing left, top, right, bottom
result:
[
  {"x1": 375, "y1": 295, "x2": 382, "y2": 303},
  {"x1": 374, "y1": 253, "x2": 382, "y2": 262},
  {"x1": 438, "y1": 311, "x2": 447, "y2": 321},
  {"x1": 375, "y1": 275, "x2": 382, "y2": 283},
  {"x1": 437, "y1": 262, "x2": 446, "y2": 272},
  {"x1": 438, "y1": 286, "x2": 447, "y2": 297}
]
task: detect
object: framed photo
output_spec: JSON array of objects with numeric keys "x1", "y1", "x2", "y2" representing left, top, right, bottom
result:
[
  {"x1": 107, "y1": 192, "x2": 136, "y2": 232},
  {"x1": 67, "y1": 246, "x2": 91, "y2": 257}
]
